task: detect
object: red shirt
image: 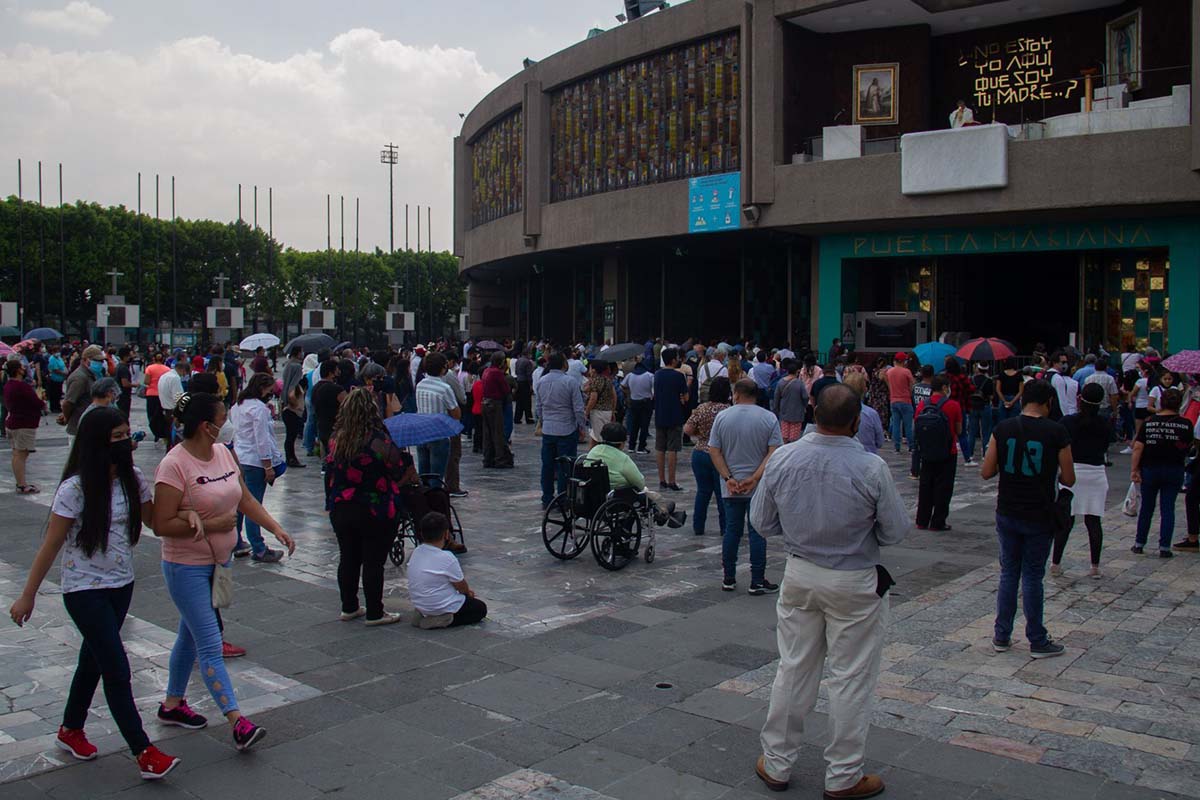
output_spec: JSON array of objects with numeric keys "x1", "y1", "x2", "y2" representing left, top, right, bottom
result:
[
  {"x1": 481, "y1": 366, "x2": 510, "y2": 400},
  {"x1": 947, "y1": 372, "x2": 974, "y2": 412},
  {"x1": 471, "y1": 380, "x2": 484, "y2": 415},
  {"x1": 3, "y1": 379, "x2": 45, "y2": 429},
  {"x1": 915, "y1": 393, "x2": 963, "y2": 455},
  {"x1": 885, "y1": 366, "x2": 915, "y2": 404}
]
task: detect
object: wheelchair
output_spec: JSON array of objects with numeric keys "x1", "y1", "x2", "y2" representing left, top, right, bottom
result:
[
  {"x1": 540, "y1": 455, "x2": 657, "y2": 571},
  {"x1": 388, "y1": 473, "x2": 466, "y2": 567}
]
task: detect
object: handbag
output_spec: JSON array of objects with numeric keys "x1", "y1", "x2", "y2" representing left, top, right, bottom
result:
[
  {"x1": 1122, "y1": 482, "x2": 1141, "y2": 517},
  {"x1": 1017, "y1": 417, "x2": 1073, "y2": 535},
  {"x1": 184, "y1": 480, "x2": 233, "y2": 609}
]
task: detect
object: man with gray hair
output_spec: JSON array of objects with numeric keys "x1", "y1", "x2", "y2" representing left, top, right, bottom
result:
[{"x1": 751, "y1": 384, "x2": 909, "y2": 799}]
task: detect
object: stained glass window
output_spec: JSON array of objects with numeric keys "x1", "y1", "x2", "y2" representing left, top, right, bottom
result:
[
  {"x1": 470, "y1": 110, "x2": 523, "y2": 228},
  {"x1": 549, "y1": 31, "x2": 740, "y2": 203}
]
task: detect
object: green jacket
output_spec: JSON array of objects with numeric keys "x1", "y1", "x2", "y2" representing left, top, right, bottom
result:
[{"x1": 586, "y1": 444, "x2": 646, "y2": 492}]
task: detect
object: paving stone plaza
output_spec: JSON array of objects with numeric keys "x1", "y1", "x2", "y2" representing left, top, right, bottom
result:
[{"x1": 2, "y1": 406, "x2": 1199, "y2": 800}]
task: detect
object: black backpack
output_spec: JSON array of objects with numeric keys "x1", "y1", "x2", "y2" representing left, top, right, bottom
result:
[{"x1": 914, "y1": 397, "x2": 953, "y2": 461}]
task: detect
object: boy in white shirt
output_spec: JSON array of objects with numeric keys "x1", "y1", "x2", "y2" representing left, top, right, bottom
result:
[{"x1": 408, "y1": 512, "x2": 487, "y2": 629}]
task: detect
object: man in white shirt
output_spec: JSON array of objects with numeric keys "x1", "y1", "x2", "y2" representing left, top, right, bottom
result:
[
  {"x1": 408, "y1": 512, "x2": 487, "y2": 629},
  {"x1": 623, "y1": 361, "x2": 655, "y2": 454},
  {"x1": 949, "y1": 99, "x2": 975, "y2": 128},
  {"x1": 156, "y1": 359, "x2": 191, "y2": 449},
  {"x1": 410, "y1": 344, "x2": 425, "y2": 382},
  {"x1": 1047, "y1": 350, "x2": 1078, "y2": 418}
]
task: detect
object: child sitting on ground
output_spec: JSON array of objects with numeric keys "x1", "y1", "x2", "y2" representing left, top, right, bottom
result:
[
  {"x1": 587, "y1": 422, "x2": 687, "y2": 528},
  {"x1": 408, "y1": 512, "x2": 487, "y2": 629}
]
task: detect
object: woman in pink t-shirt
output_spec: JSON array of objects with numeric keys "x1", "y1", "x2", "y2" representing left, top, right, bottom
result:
[{"x1": 152, "y1": 392, "x2": 295, "y2": 753}]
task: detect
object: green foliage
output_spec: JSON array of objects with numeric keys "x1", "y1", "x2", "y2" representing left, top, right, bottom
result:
[{"x1": 0, "y1": 196, "x2": 464, "y2": 343}]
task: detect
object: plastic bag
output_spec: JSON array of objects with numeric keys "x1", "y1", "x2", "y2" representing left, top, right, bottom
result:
[{"x1": 1122, "y1": 482, "x2": 1140, "y2": 517}]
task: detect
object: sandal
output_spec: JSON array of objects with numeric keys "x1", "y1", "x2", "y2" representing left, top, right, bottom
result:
[{"x1": 17, "y1": 485, "x2": 39, "y2": 495}]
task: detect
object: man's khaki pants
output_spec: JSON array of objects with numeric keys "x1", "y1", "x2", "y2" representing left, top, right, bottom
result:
[{"x1": 760, "y1": 556, "x2": 888, "y2": 792}]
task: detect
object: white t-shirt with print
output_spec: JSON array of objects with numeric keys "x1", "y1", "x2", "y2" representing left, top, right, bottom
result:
[
  {"x1": 407, "y1": 544, "x2": 466, "y2": 615},
  {"x1": 53, "y1": 467, "x2": 151, "y2": 593}
]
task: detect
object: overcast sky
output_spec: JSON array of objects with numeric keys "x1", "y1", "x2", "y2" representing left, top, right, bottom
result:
[{"x1": 0, "y1": 0, "x2": 634, "y2": 252}]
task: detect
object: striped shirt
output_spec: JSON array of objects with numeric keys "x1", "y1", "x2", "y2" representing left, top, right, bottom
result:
[{"x1": 415, "y1": 376, "x2": 457, "y2": 416}]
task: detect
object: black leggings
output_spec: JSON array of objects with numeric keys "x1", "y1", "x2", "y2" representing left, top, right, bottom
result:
[
  {"x1": 61, "y1": 584, "x2": 151, "y2": 755},
  {"x1": 1053, "y1": 514, "x2": 1103, "y2": 565},
  {"x1": 451, "y1": 597, "x2": 488, "y2": 627},
  {"x1": 331, "y1": 502, "x2": 399, "y2": 620},
  {"x1": 282, "y1": 408, "x2": 303, "y2": 463}
]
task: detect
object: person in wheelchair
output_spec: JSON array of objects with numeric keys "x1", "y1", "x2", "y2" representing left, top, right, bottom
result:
[{"x1": 587, "y1": 422, "x2": 687, "y2": 529}]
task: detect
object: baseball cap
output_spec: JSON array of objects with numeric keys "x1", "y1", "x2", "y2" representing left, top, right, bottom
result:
[{"x1": 894, "y1": 352, "x2": 907, "y2": 362}]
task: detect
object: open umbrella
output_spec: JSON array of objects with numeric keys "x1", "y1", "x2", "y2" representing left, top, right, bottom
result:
[
  {"x1": 23, "y1": 327, "x2": 63, "y2": 340},
  {"x1": 383, "y1": 413, "x2": 464, "y2": 447},
  {"x1": 600, "y1": 342, "x2": 644, "y2": 362},
  {"x1": 1163, "y1": 350, "x2": 1200, "y2": 374},
  {"x1": 475, "y1": 340, "x2": 502, "y2": 351},
  {"x1": 0, "y1": 342, "x2": 13, "y2": 356},
  {"x1": 13, "y1": 338, "x2": 39, "y2": 353},
  {"x1": 282, "y1": 332, "x2": 335, "y2": 355},
  {"x1": 240, "y1": 333, "x2": 280, "y2": 350},
  {"x1": 333, "y1": 341, "x2": 353, "y2": 353},
  {"x1": 957, "y1": 338, "x2": 1016, "y2": 362},
  {"x1": 913, "y1": 341, "x2": 958, "y2": 367},
  {"x1": 0, "y1": 326, "x2": 21, "y2": 338}
]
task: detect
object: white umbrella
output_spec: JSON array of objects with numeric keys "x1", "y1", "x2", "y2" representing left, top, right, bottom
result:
[{"x1": 240, "y1": 333, "x2": 280, "y2": 350}]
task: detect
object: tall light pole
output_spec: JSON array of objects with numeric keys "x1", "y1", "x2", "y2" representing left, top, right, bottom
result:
[{"x1": 380, "y1": 143, "x2": 398, "y2": 255}]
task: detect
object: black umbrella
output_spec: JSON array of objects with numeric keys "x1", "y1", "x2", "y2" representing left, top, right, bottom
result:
[
  {"x1": 283, "y1": 332, "x2": 336, "y2": 355},
  {"x1": 334, "y1": 341, "x2": 353, "y2": 353},
  {"x1": 600, "y1": 342, "x2": 644, "y2": 362},
  {"x1": 476, "y1": 340, "x2": 502, "y2": 351}
]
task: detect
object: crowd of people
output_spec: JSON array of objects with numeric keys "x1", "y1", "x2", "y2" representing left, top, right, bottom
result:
[{"x1": 3, "y1": 331, "x2": 1198, "y2": 796}]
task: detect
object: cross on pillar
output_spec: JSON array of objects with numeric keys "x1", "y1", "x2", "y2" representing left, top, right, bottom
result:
[
  {"x1": 390, "y1": 282, "x2": 402, "y2": 306},
  {"x1": 308, "y1": 277, "x2": 324, "y2": 302},
  {"x1": 105, "y1": 268, "x2": 124, "y2": 295},
  {"x1": 213, "y1": 272, "x2": 229, "y2": 300}
]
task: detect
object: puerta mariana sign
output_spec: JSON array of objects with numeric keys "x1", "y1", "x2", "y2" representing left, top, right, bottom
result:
[{"x1": 688, "y1": 172, "x2": 740, "y2": 234}]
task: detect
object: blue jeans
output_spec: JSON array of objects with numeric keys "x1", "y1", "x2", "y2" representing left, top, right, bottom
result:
[
  {"x1": 540, "y1": 433, "x2": 578, "y2": 507},
  {"x1": 416, "y1": 437, "x2": 451, "y2": 486},
  {"x1": 889, "y1": 402, "x2": 913, "y2": 451},
  {"x1": 302, "y1": 396, "x2": 317, "y2": 453},
  {"x1": 722, "y1": 497, "x2": 766, "y2": 584},
  {"x1": 1136, "y1": 464, "x2": 1184, "y2": 551},
  {"x1": 503, "y1": 399, "x2": 514, "y2": 441},
  {"x1": 162, "y1": 561, "x2": 239, "y2": 714},
  {"x1": 691, "y1": 448, "x2": 726, "y2": 536},
  {"x1": 994, "y1": 513, "x2": 1053, "y2": 647},
  {"x1": 998, "y1": 396, "x2": 1021, "y2": 421},
  {"x1": 236, "y1": 462, "x2": 284, "y2": 555},
  {"x1": 964, "y1": 407, "x2": 993, "y2": 461}
]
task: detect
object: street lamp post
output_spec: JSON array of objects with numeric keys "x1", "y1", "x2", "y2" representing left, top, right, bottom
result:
[{"x1": 380, "y1": 143, "x2": 398, "y2": 255}]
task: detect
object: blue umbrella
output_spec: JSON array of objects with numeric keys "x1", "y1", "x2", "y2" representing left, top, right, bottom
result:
[
  {"x1": 383, "y1": 413, "x2": 463, "y2": 447},
  {"x1": 913, "y1": 341, "x2": 959, "y2": 367},
  {"x1": 23, "y1": 327, "x2": 63, "y2": 340}
]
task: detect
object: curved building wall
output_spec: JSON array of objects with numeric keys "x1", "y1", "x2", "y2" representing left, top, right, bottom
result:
[{"x1": 470, "y1": 109, "x2": 524, "y2": 228}]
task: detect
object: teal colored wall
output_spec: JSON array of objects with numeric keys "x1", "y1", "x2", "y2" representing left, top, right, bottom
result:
[{"x1": 817, "y1": 218, "x2": 1200, "y2": 353}]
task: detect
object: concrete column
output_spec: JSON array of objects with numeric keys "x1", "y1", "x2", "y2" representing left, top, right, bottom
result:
[
  {"x1": 453, "y1": 136, "x2": 469, "y2": 258},
  {"x1": 523, "y1": 80, "x2": 545, "y2": 237},
  {"x1": 1170, "y1": 224, "x2": 1200, "y2": 350},
  {"x1": 602, "y1": 255, "x2": 618, "y2": 344},
  {"x1": 749, "y1": 0, "x2": 780, "y2": 205},
  {"x1": 815, "y1": 239, "x2": 844, "y2": 355},
  {"x1": 1192, "y1": 0, "x2": 1200, "y2": 171}
]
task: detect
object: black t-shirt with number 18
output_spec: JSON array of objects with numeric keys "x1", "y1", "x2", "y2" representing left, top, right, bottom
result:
[
  {"x1": 993, "y1": 415, "x2": 1071, "y2": 526},
  {"x1": 1136, "y1": 414, "x2": 1194, "y2": 468}
]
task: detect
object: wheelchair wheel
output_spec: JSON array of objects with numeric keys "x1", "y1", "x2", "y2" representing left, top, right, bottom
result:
[
  {"x1": 389, "y1": 535, "x2": 406, "y2": 567},
  {"x1": 590, "y1": 503, "x2": 642, "y2": 571},
  {"x1": 542, "y1": 494, "x2": 587, "y2": 559},
  {"x1": 644, "y1": 546, "x2": 655, "y2": 563}
]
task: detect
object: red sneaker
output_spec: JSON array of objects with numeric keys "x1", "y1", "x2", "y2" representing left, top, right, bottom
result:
[
  {"x1": 56, "y1": 726, "x2": 98, "y2": 761},
  {"x1": 136, "y1": 745, "x2": 181, "y2": 780},
  {"x1": 222, "y1": 641, "x2": 247, "y2": 658}
]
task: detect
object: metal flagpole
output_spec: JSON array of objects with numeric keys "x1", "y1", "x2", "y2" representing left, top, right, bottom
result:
[
  {"x1": 154, "y1": 174, "x2": 160, "y2": 337},
  {"x1": 17, "y1": 159, "x2": 24, "y2": 333},
  {"x1": 38, "y1": 162, "x2": 46, "y2": 327},
  {"x1": 171, "y1": 176, "x2": 177, "y2": 334},
  {"x1": 58, "y1": 163, "x2": 66, "y2": 332},
  {"x1": 136, "y1": 172, "x2": 142, "y2": 340}
]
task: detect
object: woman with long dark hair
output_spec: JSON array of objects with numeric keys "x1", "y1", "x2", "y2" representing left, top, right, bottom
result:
[
  {"x1": 393, "y1": 358, "x2": 417, "y2": 414},
  {"x1": 153, "y1": 393, "x2": 295, "y2": 752},
  {"x1": 684, "y1": 376, "x2": 732, "y2": 536},
  {"x1": 230, "y1": 373, "x2": 286, "y2": 563},
  {"x1": 8, "y1": 408, "x2": 181, "y2": 779},
  {"x1": 1052, "y1": 383, "x2": 1110, "y2": 578},
  {"x1": 325, "y1": 387, "x2": 417, "y2": 625}
]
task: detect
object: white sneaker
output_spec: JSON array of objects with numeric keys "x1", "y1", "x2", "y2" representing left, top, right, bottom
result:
[
  {"x1": 364, "y1": 612, "x2": 403, "y2": 627},
  {"x1": 1120, "y1": 446, "x2": 1133, "y2": 454}
]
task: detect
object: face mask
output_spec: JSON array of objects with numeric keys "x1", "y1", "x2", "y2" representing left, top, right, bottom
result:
[
  {"x1": 111, "y1": 438, "x2": 134, "y2": 467},
  {"x1": 90, "y1": 360, "x2": 105, "y2": 376}
]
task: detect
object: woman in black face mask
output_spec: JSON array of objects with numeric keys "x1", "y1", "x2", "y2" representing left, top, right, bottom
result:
[{"x1": 8, "y1": 406, "x2": 183, "y2": 780}]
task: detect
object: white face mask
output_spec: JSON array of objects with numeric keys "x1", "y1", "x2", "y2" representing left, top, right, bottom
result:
[{"x1": 214, "y1": 420, "x2": 235, "y2": 445}]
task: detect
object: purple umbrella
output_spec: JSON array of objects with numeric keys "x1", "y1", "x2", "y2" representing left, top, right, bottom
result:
[
  {"x1": 1162, "y1": 350, "x2": 1200, "y2": 374},
  {"x1": 383, "y1": 413, "x2": 463, "y2": 447}
]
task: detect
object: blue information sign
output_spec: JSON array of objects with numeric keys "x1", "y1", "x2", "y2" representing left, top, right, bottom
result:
[{"x1": 688, "y1": 172, "x2": 741, "y2": 234}]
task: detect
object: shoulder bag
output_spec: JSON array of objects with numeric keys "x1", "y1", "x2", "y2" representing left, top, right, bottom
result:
[
  {"x1": 183, "y1": 478, "x2": 233, "y2": 609},
  {"x1": 1017, "y1": 417, "x2": 1073, "y2": 535}
]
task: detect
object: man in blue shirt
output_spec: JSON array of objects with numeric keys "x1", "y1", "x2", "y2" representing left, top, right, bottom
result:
[
  {"x1": 653, "y1": 348, "x2": 689, "y2": 491},
  {"x1": 537, "y1": 352, "x2": 586, "y2": 509}
]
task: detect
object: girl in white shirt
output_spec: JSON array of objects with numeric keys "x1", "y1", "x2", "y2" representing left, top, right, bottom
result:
[
  {"x1": 229, "y1": 373, "x2": 286, "y2": 562},
  {"x1": 1148, "y1": 371, "x2": 1178, "y2": 413}
]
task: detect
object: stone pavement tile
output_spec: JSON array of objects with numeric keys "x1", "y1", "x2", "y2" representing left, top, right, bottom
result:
[
  {"x1": 1060, "y1": 707, "x2": 1155, "y2": 734},
  {"x1": 448, "y1": 670, "x2": 596, "y2": 721},
  {"x1": 671, "y1": 689, "x2": 766, "y2": 725},
  {"x1": 1007, "y1": 709, "x2": 1098, "y2": 736},
  {"x1": 1095, "y1": 780, "x2": 1193, "y2": 800},
  {"x1": 527, "y1": 653, "x2": 646, "y2": 690},
  {"x1": 945, "y1": 714, "x2": 1041, "y2": 743},
  {"x1": 531, "y1": 693, "x2": 658, "y2": 741},
  {"x1": 663, "y1": 725, "x2": 765, "y2": 787},
  {"x1": 468, "y1": 722, "x2": 581, "y2": 767},
  {"x1": 593, "y1": 708, "x2": 725, "y2": 763},
  {"x1": 1136, "y1": 774, "x2": 1200, "y2": 799},
  {"x1": 317, "y1": 713, "x2": 452, "y2": 763},
  {"x1": 984, "y1": 757, "x2": 1106, "y2": 800},
  {"x1": 526, "y1": 627, "x2": 612, "y2": 655},
  {"x1": 697, "y1": 645, "x2": 777, "y2": 672},
  {"x1": 28, "y1": 754, "x2": 144, "y2": 799},
  {"x1": 163, "y1": 730, "x2": 241, "y2": 774},
  {"x1": 331, "y1": 765, "x2": 459, "y2": 800},
  {"x1": 480, "y1": 639, "x2": 565, "y2": 668},
  {"x1": 247, "y1": 645, "x2": 342, "y2": 676},
  {"x1": 608, "y1": 605, "x2": 683, "y2": 627},
  {"x1": 259, "y1": 734, "x2": 388, "y2": 792},
  {"x1": 1033, "y1": 687, "x2": 1123, "y2": 712},
  {"x1": 395, "y1": 696, "x2": 515, "y2": 741},
  {"x1": 644, "y1": 593, "x2": 717, "y2": 615},
  {"x1": 605, "y1": 763, "x2": 727, "y2": 800},
  {"x1": 576, "y1": 638, "x2": 696, "y2": 672},
  {"x1": 215, "y1": 693, "x2": 370, "y2": 746},
  {"x1": 1034, "y1": 737, "x2": 1141, "y2": 783},
  {"x1": 410, "y1": 744, "x2": 521, "y2": 791},
  {"x1": 291, "y1": 658, "x2": 380, "y2": 693},
  {"x1": 658, "y1": 659, "x2": 751, "y2": 690},
  {"x1": 907, "y1": 735, "x2": 1028, "y2": 780},
  {"x1": 532, "y1": 743, "x2": 653, "y2": 792},
  {"x1": 863, "y1": 726, "x2": 924, "y2": 765},
  {"x1": 568, "y1": 617, "x2": 647, "y2": 639},
  {"x1": 870, "y1": 766, "x2": 983, "y2": 799},
  {"x1": 171, "y1": 757, "x2": 321, "y2": 800},
  {"x1": 1090, "y1": 727, "x2": 1191, "y2": 758}
]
